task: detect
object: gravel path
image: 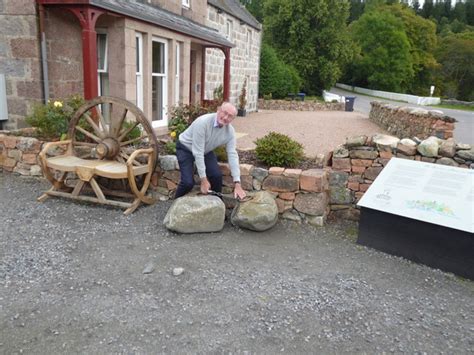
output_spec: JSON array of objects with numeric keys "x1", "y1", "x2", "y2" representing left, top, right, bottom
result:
[
  {"x1": 232, "y1": 110, "x2": 388, "y2": 157},
  {"x1": 1, "y1": 173, "x2": 473, "y2": 353}
]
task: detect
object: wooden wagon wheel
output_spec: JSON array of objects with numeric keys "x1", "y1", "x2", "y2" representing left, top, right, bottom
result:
[{"x1": 67, "y1": 96, "x2": 159, "y2": 208}]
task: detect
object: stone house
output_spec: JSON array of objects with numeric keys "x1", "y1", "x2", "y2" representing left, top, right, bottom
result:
[{"x1": 0, "y1": 0, "x2": 261, "y2": 133}]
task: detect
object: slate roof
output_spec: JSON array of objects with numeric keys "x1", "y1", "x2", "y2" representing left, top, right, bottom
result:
[
  {"x1": 89, "y1": 0, "x2": 234, "y2": 47},
  {"x1": 208, "y1": 0, "x2": 261, "y2": 30}
]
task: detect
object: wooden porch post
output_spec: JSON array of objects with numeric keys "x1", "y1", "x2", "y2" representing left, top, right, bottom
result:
[
  {"x1": 67, "y1": 6, "x2": 104, "y2": 100},
  {"x1": 223, "y1": 47, "x2": 231, "y2": 101}
]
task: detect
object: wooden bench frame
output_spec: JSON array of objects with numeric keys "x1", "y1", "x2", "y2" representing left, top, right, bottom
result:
[{"x1": 37, "y1": 96, "x2": 158, "y2": 215}]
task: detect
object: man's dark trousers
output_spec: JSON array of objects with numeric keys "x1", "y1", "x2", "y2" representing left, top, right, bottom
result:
[{"x1": 175, "y1": 140, "x2": 222, "y2": 198}]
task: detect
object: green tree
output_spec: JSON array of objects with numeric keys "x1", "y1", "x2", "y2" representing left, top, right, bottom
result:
[
  {"x1": 377, "y1": 4, "x2": 439, "y2": 95},
  {"x1": 263, "y1": 0, "x2": 354, "y2": 95},
  {"x1": 349, "y1": 0, "x2": 365, "y2": 23},
  {"x1": 349, "y1": 10, "x2": 414, "y2": 92},
  {"x1": 259, "y1": 43, "x2": 301, "y2": 99},
  {"x1": 421, "y1": 0, "x2": 434, "y2": 19},
  {"x1": 435, "y1": 31, "x2": 474, "y2": 100},
  {"x1": 239, "y1": 0, "x2": 264, "y2": 22}
]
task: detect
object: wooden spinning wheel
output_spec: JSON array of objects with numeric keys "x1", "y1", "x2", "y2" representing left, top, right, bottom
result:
[{"x1": 38, "y1": 96, "x2": 159, "y2": 215}]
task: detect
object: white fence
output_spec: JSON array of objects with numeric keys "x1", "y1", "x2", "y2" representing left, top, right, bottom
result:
[{"x1": 335, "y1": 83, "x2": 441, "y2": 105}]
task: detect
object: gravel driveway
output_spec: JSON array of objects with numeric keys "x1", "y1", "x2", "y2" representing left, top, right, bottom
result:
[
  {"x1": 1, "y1": 173, "x2": 473, "y2": 353},
  {"x1": 232, "y1": 110, "x2": 388, "y2": 157}
]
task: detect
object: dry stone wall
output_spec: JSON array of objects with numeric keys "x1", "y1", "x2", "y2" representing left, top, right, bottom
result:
[
  {"x1": 329, "y1": 134, "x2": 473, "y2": 220},
  {"x1": 2, "y1": 130, "x2": 472, "y2": 227},
  {"x1": 0, "y1": 131, "x2": 43, "y2": 176},
  {"x1": 369, "y1": 101, "x2": 455, "y2": 140},
  {"x1": 258, "y1": 99, "x2": 344, "y2": 111}
]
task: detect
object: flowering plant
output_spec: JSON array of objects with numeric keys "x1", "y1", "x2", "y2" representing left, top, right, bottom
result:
[{"x1": 26, "y1": 95, "x2": 85, "y2": 140}]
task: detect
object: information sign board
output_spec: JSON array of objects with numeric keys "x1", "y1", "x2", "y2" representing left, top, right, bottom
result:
[{"x1": 358, "y1": 158, "x2": 473, "y2": 233}]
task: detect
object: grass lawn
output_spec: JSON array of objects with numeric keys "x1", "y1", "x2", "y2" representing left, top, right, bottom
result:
[{"x1": 430, "y1": 104, "x2": 474, "y2": 112}]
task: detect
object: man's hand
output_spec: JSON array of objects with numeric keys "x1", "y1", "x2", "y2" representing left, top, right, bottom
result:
[
  {"x1": 200, "y1": 177, "x2": 211, "y2": 194},
  {"x1": 234, "y1": 182, "x2": 246, "y2": 200}
]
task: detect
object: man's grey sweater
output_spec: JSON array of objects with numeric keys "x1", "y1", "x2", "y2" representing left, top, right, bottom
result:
[{"x1": 179, "y1": 113, "x2": 241, "y2": 182}]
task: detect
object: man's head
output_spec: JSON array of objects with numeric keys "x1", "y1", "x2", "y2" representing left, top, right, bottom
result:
[{"x1": 216, "y1": 102, "x2": 237, "y2": 128}]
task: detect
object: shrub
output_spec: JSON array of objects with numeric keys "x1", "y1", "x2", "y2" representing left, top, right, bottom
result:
[
  {"x1": 259, "y1": 44, "x2": 302, "y2": 99},
  {"x1": 254, "y1": 132, "x2": 304, "y2": 167},
  {"x1": 165, "y1": 141, "x2": 177, "y2": 155},
  {"x1": 213, "y1": 84, "x2": 224, "y2": 105},
  {"x1": 26, "y1": 95, "x2": 85, "y2": 140},
  {"x1": 214, "y1": 145, "x2": 227, "y2": 162},
  {"x1": 238, "y1": 78, "x2": 247, "y2": 110}
]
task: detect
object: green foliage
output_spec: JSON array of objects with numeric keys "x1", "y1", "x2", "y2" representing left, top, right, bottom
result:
[
  {"x1": 214, "y1": 145, "x2": 228, "y2": 162},
  {"x1": 165, "y1": 141, "x2": 177, "y2": 155},
  {"x1": 263, "y1": 0, "x2": 354, "y2": 94},
  {"x1": 239, "y1": 0, "x2": 264, "y2": 22},
  {"x1": 349, "y1": 10, "x2": 414, "y2": 92},
  {"x1": 238, "y1": 78, "x2": 247, "y2": 110},
  {"x1": 259, "y1": 44, "x2": 302, "y2": 99},
  {"x1": 122, "y1": 121, "x2": 142, "y2": 141},
  {"x1": 435, "y1": 31, "x2": 474, "y2": 100},
  {"x1": 254, "y1": 131, "x2": 304, "y2": 168},
  {"x1": 26, "y1": 95, "x2": 85, "y2": 140},
  {"x1": 213, "y1": 84, "x2": 224, "y2": 105},
  {"x1": 168, "y1": 103, "x2": 216, "y2": 147},
  {"x1": 168, "y1": 103, "x2": 213, "y2": 140}
]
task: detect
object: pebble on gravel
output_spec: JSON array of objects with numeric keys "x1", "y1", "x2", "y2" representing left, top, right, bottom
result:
[
  {"x1": 172, "y1": 267, "x2": 184, "y2": 276},
  {"x1": 142, "y1": 262, "x2": 155, "y2": 274}
]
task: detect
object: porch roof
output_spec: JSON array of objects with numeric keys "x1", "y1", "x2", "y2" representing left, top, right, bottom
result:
[{"x1": 39, "y1": 0, "x2": 235, "y2": 48}]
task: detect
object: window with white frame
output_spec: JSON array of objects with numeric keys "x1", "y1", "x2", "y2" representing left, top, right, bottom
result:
[
  {"x1": 246, "y1": 29, "x2": 252, "y2": 58},
  {"x1": 151, "y1": 37, "x2": 168, "y2": 128},
  {"x1": 175, "y1": 43, "x2": 180, "y2": 105},
  {"x1": 182, "y1": 0, "x2": 190, "y2": 8},
  {"x1": 226, "y1": 20, "x2": 233, "y2": 40},
  {"x1": 135, "y1": 33, "x2": 143, "y2": 110},
  {"x1": 96, "y1": 31, "x2": 109, "y2": 97}
]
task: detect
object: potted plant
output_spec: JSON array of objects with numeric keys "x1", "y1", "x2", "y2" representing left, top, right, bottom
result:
[{"x1": 238, "y1": 78, "x2": 247, "y2": 117}]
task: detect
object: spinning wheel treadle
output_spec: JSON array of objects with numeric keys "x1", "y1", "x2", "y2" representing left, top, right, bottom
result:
[{"x1": 37, "y1": 96, "x2": 159, "y2": 215}]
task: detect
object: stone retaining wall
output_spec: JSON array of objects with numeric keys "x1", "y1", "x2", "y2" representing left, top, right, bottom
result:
[
  {"x1": 154, "y1": 156, "x2": 330, "y2": 226},
  {"x1": 257, "y1": 99, "x2": 344, "y2": 111},
  {"x1": 0, "y1": 133, "x2": 43, "y2": 176},
  {"x1": 329, "y1": 134, "x2": 473, "y2": 220},
  {"x1": 369, "y1": 101, "x2": 456, "y2": 140},
  {"x1": 2, "y1": 130, "x2": 473, "y2": 228}
]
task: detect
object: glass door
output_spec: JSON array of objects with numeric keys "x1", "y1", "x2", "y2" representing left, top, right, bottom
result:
[{"x1": 151, "y1": 37, "x2": 168, "y2": 128}]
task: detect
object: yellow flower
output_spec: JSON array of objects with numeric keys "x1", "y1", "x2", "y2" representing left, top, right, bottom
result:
[
  {"x1": 53, "y1": 101, "x2": 63, "y2": 108},
  {"x1": 170, "y1": 131, "x2": 177, "y2": 138}
]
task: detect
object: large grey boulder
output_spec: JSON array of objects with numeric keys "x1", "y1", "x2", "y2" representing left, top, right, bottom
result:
[
  {"x1": 164, "y1": 195, "x2": 225, "y2": 233},
  {"x1": 231, "y1": 191, "x2": 278, "y2": 232},
  {"x1": 372, "y1": 134, "x2": 400, "y2": 151},
  {"x1": 417, "y1": 136, "x2": 441, "y2": 157}
]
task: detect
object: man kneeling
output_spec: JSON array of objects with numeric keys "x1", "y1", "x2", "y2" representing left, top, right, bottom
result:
[{"x1": 174, "y1": 102, "x2": 247, "y2": 200}]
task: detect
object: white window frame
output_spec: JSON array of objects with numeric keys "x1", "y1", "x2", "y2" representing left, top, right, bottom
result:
[
  {"x1": 226, "y1": 19, "x2": 233, "y2": 40},
  {"x1": 135, "y1": 32, "x2": 143, "y2": 110},
  {"x1": 151, "y1": 37, "x2": 168, "y2": 129},
  {"x1": 96, "y1": 30, "x2": 108, "y2": 96},
  {"x1": 246, "y1": 29, "x2": 252, "y2": 59},
  {"x1": 175, "y1": 43, "x2": 180, "y2": 105},
  {"x1": 182, "y1": 0, "x2": 190, "y2": 9}
]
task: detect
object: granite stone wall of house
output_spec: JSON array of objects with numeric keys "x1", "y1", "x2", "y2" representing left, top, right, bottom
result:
[
  {"x1": 0, "y1": 0, "x2": 42, "y2": 129},
  {"x1": 205, "y1": 5, "x2": 261, "y2": 112}
]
